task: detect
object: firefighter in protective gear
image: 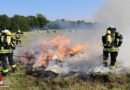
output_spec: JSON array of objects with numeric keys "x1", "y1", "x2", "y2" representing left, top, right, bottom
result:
[
  {"x1": 0, "y1": 30, "x2": 16, "y2": 76},
  {"x1": 102, "y1": 26, "x2": 123, "y2": 69},
  {"x1": 15, "y1": 30, "x2": 23, "y2": 46}
]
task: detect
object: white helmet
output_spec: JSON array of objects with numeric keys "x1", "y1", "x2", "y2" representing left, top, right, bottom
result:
[
  {"x1": 107, "y1": 26, "x2": 117, "y2": 31},
  {"x1": 18, "y1": 30, "x2": 21, "y2": 32},
  {"x1": 2, "y1": 29, "x2": 10, "y2": 34}
]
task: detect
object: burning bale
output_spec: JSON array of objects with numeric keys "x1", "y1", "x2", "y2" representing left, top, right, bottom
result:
[{"x1": 15, "y1": 35, "x2": 89, "y2": 77}]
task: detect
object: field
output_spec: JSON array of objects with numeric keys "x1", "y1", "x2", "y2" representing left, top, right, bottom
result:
[
  {"x1": 2, "y1": 64, "x2": 130, "y2": 90},
  {"x1": 1, "y1": 30, "x2": 130, "y2": 90}
]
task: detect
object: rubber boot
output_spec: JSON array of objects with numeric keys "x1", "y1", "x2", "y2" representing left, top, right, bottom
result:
[
  {"x1": 2, "y1": 72, "x2": 9, "y2": 77},
  {"x1": 12, "y1": 68, "x2": 17, "y2": 73}
]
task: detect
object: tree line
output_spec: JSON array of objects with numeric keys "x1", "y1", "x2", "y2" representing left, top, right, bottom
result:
[{"x1": 0, "y1": 14, "x2": 49, "y2": 32}]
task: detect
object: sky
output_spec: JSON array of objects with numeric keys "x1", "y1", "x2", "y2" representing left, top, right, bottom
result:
[{"x1": 0, "y1": 0, "x2": 103, "y2": 21}]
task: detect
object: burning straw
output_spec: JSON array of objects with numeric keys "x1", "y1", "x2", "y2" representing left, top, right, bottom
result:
[{"x1": 17, "y1": 35, "x2": 89, "y2": 70}]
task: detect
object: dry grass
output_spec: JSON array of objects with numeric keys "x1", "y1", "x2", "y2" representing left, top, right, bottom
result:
[
  {"x1": 1, "y1": 31, "x2": 129, "y2": 90},
  {"x1": 1, "y1": 64, "x2": 130, "y2": 90}
]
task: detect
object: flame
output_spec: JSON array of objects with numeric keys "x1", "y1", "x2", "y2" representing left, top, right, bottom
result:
[
  {"x1": 68, "y1": 44, "x2": 84, "y2": 54},
  {"x1": 37, "y1": 36, "x2": 89, "y2": 66},
  {"x1": 68, "y1": 43, "x2": 89, "y2": 55},
  {"x1": 47, "y1": 53, "x2": 54, "y2": 60},
  {"x1": 39, "y1": 54, "x2": 47, "y2": 66},
  {"x1": 20, "y1": 35, "x2": 89, "y2": 67}
]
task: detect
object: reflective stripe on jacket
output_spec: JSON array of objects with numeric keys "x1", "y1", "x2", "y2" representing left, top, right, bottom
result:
[{"x1": 104, "y1": 46, "x2": 118, "y2": 52}]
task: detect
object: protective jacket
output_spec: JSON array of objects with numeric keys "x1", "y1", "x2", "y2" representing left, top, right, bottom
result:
[
  {"x1": 102, "y1": 32, "x2": 123, "y2": 52},
  {"x1": 0, "y1": 35, "x2": 16, "y2": 53}
]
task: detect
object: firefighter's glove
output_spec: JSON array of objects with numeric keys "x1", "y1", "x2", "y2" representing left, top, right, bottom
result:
[
  {"x1": 117, "y1": 45, "x2": 120, "y2": 48},
  {"x1": 11, "y1": 46, "x2": 15, "y2": 50},
  {"x1": 114, "y1": 45, "x2": 120, "y2": 48},
  {"x1": 9, "y1": 45, "x2": 15, "y2": 50},
  {"x1": 115, "y1": 46, "x2": 119, "y2": 48},
  {"x1": 12, "y1": 47, "x2": 15, "y2": 50}
]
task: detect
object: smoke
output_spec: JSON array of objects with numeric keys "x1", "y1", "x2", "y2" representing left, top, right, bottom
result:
[
  {"x1": 44, "y1": 19, "x2": 98, "y2": 30},
  {"x1": 44, "y1": 30, "x2": 106, "y2": 76},
  {"x1": 93, "y1": 0, "x2": 130, "y2": 30},
  {"x1": 15, "y1": 29, "x2": 130, "y2": 76},
  {"x1": 93, "y1": 0, "x2": 130, "y2": 70},
  {"x1": 15, "y1": 0, "x2": 130, "y2": 76},
  {"x1": 44, "y1": 29, "x2": 130, "y2": 76},
  {"x1": 45, "y1": 0, "x2": 130, "y2": 75}
]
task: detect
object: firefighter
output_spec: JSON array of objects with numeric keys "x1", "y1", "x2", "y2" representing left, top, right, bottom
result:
[
  {"x1": 15, "y1": 30, "x2": 23, "y2": 46},
  {"x1": 102, "y1": 26, "x2": 123, "y2": 69},
  {"x1": 0, "y1": 30, "x2": 16, "y2": 76}
]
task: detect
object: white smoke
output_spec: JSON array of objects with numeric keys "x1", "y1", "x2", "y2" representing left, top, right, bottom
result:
[
  {"x1": 45, "y1": 0, "x2": 130, "y2": 75},
  {"x1": 93, "y1": 0, "x2": 130, "y2": 70},
  {"x1": 43, "y1": 30, "x2": 104, "y2": 75},
  {"x1": 15, "y1": 30, "x2": 130, "y2": 76},
  {"x1": 45, "y1": 30, "x2": 130, "y2": 76},
  {"x1": 15, "y1": 0, "x2": 130, "y2": 76},
  {"x1": 93, "y1": 0, "x2": 130, "y2": 30}
]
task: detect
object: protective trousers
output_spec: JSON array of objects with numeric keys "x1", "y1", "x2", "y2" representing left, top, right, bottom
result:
[
  {"x1": 103, "y1": 51, "x2": 118, "y2": 69},
  {"x1": 0, "y1": 53, "x2": 16, "y2": 76}
]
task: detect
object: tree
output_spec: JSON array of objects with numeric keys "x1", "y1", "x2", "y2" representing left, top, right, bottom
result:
[
  {"x1": 0, "y1": 15, "x2": 11, "y2": 31},
  {"x1": 36, "y1": 14, "x2": 49, "y2": 28},
  {"x1": 11, "y1": 15, "x2": 30, "y2": 32},
  {"x1": 27, "y1": 16, "x2": 40, "y2": 28}
]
